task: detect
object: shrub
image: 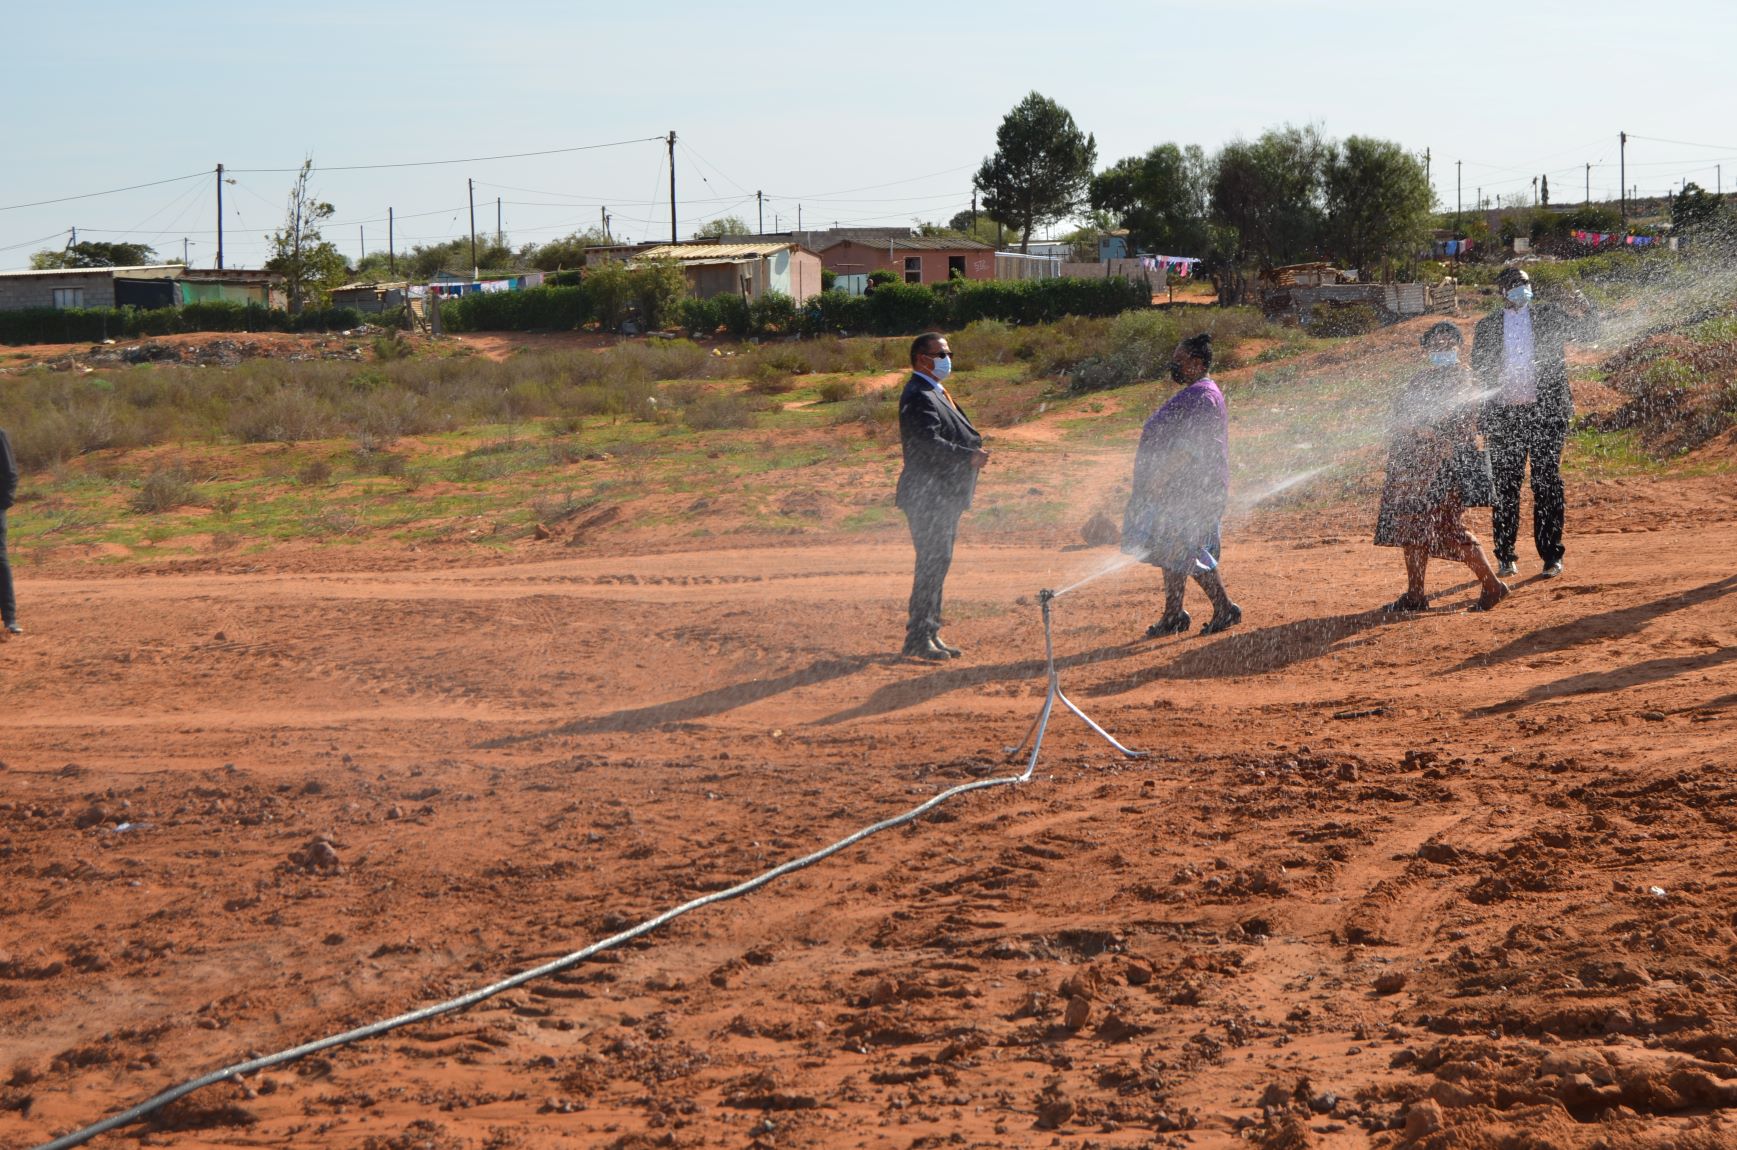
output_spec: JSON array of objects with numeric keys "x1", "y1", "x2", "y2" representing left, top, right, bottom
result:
[
  {"x1": 684, "y1": 392, "x2": 760, "y2": 430},
  {"x1": 714, "y1": 293, "x2": 753, "y2": 339},
  {"x1": 296, "y1": 457, "x2": 334, "y2": 486},
  {"x1": 867, "y1": 269, "x2": 899, "y2": 286},
  {"x1": 815, "y1": 378, "x2": 859, "y2": 403},
  {"x1": 803, "y1": 289, "x2": 873, "y2": 335},
  {"x1": 749, "y1": 291, "x2": 798, "y2": 336},
  {"x1": 866, "y1": 282, "x2": 941, "y2": 334},
  {"x1": 631, "y1": 258, "x2": 687, "y2": 330},
  {"x1": 680, "y1": 296, "x2": 721, "y2": 335},
  {"x1": 821, "y1": 269, "x2": 837, "y2": 291},
  {"x1": 227, "y1": 386, "x2": 328, "y2": 444},
  {"x1": 130, "y1": 469, "x2": 199, "y2": 514}
]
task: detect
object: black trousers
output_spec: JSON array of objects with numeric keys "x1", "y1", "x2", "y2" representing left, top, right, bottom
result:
[
  {"x1": 1487, "y1": 406, "x2": 1567, "y2": 566},
  {"x1": 903, "y1": 502, "x2": 964, "y2": 645},
  {"x1": 0, "y1": 511, "x2": 14, "y2": 625}
]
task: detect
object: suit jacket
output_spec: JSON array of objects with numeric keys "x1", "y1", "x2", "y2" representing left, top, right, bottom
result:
[
  {"x1": 1471, "y1": 302, "x2": 1584, "y2": 427},
  {"x1": 895, "y1": 373, "x2": 982, "y2": 514},
  {"x1": 0, "y1": 428, "x2": 16, "y2": 512}
]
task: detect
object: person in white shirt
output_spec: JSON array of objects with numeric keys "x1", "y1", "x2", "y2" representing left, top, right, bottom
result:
[{"x1": 1471, "y1": 267, "x2": 1586, "y2": 579}]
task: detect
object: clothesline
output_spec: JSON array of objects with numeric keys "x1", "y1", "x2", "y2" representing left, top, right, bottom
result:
[
  {"x1": 1140, "y1": 254, "x2": 1200, "y2": 278},
  {"x1": 409, "y1": 271, "x2": 547, "y2": 299},
  {"x1": 1572, "y1": 230, "x2": 1657, "y2": 247}
]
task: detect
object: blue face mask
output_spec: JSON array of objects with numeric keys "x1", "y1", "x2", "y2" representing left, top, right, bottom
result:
[
  {"x1": 929, "y1": 355, "x2": 952, "y2": 382},
  {"x1": 1506, "y1": 283, "x2": 1533, "y2": 306},
  {"x1": 1428, "y1": 350, "x2": 1459, "y2": 367}
]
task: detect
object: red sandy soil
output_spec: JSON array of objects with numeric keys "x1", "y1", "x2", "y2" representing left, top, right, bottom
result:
[{"x1": 3, "y1": 466, "x2": 1736, "y2": 1149}]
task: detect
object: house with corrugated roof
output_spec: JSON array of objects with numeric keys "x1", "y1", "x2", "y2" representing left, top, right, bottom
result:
[{"x1": 631, "y1": 241, "x2": 823, "y2": 302}]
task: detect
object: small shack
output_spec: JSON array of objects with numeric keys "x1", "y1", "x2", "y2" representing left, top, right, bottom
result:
[{"x1": 632, "y1": 241, "x2": 823, "y2": 302}]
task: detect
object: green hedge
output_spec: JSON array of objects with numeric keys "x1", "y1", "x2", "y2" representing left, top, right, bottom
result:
[{"x1": 0, "y1": 302, "x2": 365, "y2": 346}]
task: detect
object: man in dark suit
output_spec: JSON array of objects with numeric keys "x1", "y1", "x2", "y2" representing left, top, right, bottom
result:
[
  {"x1": 0, "y1": 425, "x2": 20, "y2": 637},
  {"x1": 1472, "y1": 267, "x2": 1586, "y2": 579},
  {"x1": 895, "y1": 332, "x2": 988, "y2": 660}
]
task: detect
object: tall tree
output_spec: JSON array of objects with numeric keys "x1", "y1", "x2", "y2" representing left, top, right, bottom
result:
[
  {"x1": 1672, "y1": 181, "x2": 1721, "y2": 232},
  {"x1": 974, "y1": 92, "x2": 1097, "y2": 253},
  {"x1": 263, "y1": 159, "x2": 348, "y2": 313},
  {"x1": 30, "y1": 240, "x2": 158, "y2": 269},
  {"x1": 1089, "y1": 143, "x2": 1214, "y2": 256},
  {"x1": 1321, "y1": 136, "x2": 1434, "y2": 279},
  {"x1": 1541, "y1": 173, "x2": 1550, "y2": 207},
  {"x1": 1207, "y1": 124, "x2": 1330, "y2": 302}
]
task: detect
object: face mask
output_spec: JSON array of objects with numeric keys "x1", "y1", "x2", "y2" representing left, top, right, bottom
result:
[
  {"x1": 929, "y1": 355, "x2": 952, "y2": 382},
  {"x1": 1168, "y1": 361, "x2": 1187, "y2": 384},
  {"x1": 1428, "y1": 350, "x2": 1459, "y2": 367},
  {"x1": 1506, "y1": 283, "x2": 1533, "y2": 306}
]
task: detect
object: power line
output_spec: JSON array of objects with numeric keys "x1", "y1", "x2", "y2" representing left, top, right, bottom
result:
[
  {"x1": 0, "y1": 171, "x2": 208, "y2": 214},
  {"x1": 226, "y1": 136, "x2": 665, "y2": 175},
  {"x1": 1626, "y1": 133, "x2": 1737, "y2": 152}
]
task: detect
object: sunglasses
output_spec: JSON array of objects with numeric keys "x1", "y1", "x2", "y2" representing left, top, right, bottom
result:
[{"x1": 925, "y1": 352, "x2": 951, "y2": 360}]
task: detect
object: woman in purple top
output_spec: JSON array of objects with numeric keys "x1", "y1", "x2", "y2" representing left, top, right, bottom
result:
[{"x1": 1121, "y1": 333, "x2": 1242, "y2": 637}]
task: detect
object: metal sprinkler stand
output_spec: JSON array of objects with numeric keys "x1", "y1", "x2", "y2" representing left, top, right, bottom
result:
[{"x1": 1005, "y1": 588, "x2": 1147, "y2": 771}]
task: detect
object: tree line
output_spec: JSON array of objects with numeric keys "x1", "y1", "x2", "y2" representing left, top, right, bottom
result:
[{"x1": 971, "y1": 92, "x2": 1435, "y2": 302}]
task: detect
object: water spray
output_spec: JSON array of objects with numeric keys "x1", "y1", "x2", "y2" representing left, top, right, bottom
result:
[{"x1": 1003, "y1": 587, "x2": 1146, "y2": 770}]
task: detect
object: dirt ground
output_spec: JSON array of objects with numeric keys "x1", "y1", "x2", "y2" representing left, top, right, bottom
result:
[{"x1": 3, "y1": 365, "x2": 1737, "y2": 1148}]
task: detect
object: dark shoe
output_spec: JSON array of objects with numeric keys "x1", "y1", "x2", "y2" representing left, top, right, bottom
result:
[
  {"x1": 1199, "y1": 604, "x2": 1243, "y2": 635},
  {"x1": 1540, "y1": 560, "x2": 1563, "y2": 579},
  {"x1": 1146, "y1": 610, "x2": 1192, "y2": 638},
  {"x1": 930, "y1": 633, "x2": 963, "y2": 658},
  {"x1": 901, "y1": 636, "x2": 949, "y2": 661},
  {"x1": 1496, "y1": 559, "x2": 1518, "y2": 578},
  {"x1": 1386, "y1": 592, "x2": 1430, "y2": 614}
]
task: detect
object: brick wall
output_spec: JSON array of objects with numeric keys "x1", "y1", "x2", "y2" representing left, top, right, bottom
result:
[{"x1": 0, "y1": 271, "x2": 118, "y2": 312}]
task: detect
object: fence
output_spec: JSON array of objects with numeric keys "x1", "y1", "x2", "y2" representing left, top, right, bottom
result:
[{"x1": 994, "y1": 251, "x2": 1062, "y2": 281}]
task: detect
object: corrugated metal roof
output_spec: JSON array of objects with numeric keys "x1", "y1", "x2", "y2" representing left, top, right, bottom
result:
[
  {"x1": 826, "y1": 236, "x2": 993, "y2": 252},
  {"x1": 0, "y1": 263, "x2": 184, "y2": 278},
  {"x1": 637, "y1": 242, "x2": 801, "y2": 260}
]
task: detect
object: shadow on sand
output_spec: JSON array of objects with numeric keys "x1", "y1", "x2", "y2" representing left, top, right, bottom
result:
[
  {"x1": 480, "y1": 654, "x2": 894, "y2": 745},
  {"x1": 1471, "y1": 645, "x2": 1737, "y2": 715},
  {"x1": 1450, "y1": 575, "x2": 1737, "y2": 673}
]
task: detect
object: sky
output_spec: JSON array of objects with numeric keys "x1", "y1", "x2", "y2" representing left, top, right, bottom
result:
[{"x1": 4, "y1": 0, "x2": 1735, "y2": 270}]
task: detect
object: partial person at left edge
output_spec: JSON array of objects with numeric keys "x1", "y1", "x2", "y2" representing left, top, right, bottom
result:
[{"x1": 0, "y1": 424, "x2": 21, "y2": 637}]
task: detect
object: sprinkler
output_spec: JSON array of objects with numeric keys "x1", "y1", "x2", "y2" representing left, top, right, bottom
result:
[{"x1": 1004, "y1": 588, "x2": 1146, "y2": 770}]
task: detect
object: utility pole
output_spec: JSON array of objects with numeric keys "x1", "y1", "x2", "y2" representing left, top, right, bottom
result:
[
  {"x1": 1532, "y1": 176, "x2": 1538, "y2": 206},
  {"x1": 1620, "y1": 131, "x2": 1627, "y2": 226},
  {"x1": 798, "y1": 203, "x2": 802, "y2": 232},
  {"x1": 1424, "y1": 147, "x2": 1431, "y2": 194},
  {"x1": 360, "y1": 225, "x2": 365, "y2": 268},
  {"x1": 183, "y1": 237, "x2": 190, "y2": 265},
  {"x1": 388, "y1": 208, "x2": 395, "y2": 275},
  {"x1": 215, "y1": 164, "x2": 224, "y2": 269},
  {"x1": 757, "y1": 190, "x2": 764, "y2": 234},
  {"x1": 600, "y1": 206, "x2": 608, "y2": 242},
  {"x1": 970, "y1": 190, "x2": 977, "y2": 230},
  {"x1": 496, "y1": 197, "x2": 503, "y2": 246},
  {"x1": 1586, "y1": 163, "x2": 1591, "y2": 206},
  {"x1": 468, "y1": 177, "x2": 478, "y2": 278},
  {"x1": 1455, "y1": 160, "x2": 1462, "y2": 268},
  {"x1": 666, "y1": 130, "x2": 677, "y2": 244}
]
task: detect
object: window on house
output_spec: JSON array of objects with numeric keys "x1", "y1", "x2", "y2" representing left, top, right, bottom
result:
[
  {"x1": 947, "y1": 255, "x2": 966, "y2": 279},
  {"x1": 51, "y1": 287, "x2": 85, "y2": 309},
  {"x1": 904, "y1": 256, "x2": 922, "y2": 284}
]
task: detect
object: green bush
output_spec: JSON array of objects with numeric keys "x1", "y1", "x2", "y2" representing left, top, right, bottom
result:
[
  {"x1": 821, "y1": 269, "x2": 837, "y2": 291},
  {"x1": 0, "y1": 302, "x2": 362, "y2": 346},
  {"x1": 750, "y1": 291, "x2": 798, "y2": 336},
  {"x1": 714, "y1": 293, "x2": 753, "y2": 339},
  {"x1": 866, "y1": 282, "x2": 942, "y2": 334},
  {"x1": 805, "y1": 289, "x2": 872, "y2": 334},
  {"x1": 867, "y1": 269, "x2": 899, "y2": 286},
  {"x1": 680, "y1": 296, "x2": 721, "y2": 335}
]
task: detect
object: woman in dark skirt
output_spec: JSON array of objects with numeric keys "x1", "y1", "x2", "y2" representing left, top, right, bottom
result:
[{"x1": 1375, "y1": 322, "x2": 1509, "y2": 613}]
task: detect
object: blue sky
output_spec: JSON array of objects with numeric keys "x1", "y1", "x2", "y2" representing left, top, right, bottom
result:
[{"x1": 4, "y1": 0, "x2": 1734, "y2": 268}]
